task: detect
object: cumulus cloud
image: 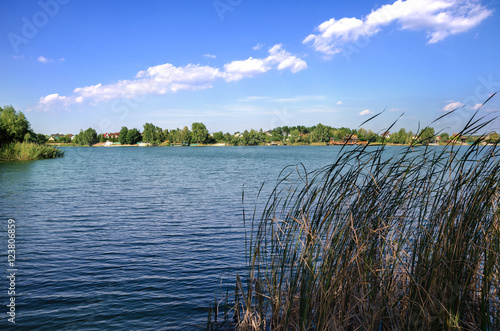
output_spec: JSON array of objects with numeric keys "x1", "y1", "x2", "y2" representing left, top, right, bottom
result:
[
  {"x1": 39, "y1": 93, "x2": 68, "y2": 105},
  {"x1": 223, "y1": 44, "x2": 307, "y2": 81},
  {"x1": 359, "y1": 109, "x2": 373, "y2": 116},
  {"x1": 336, "y1": 100, "x2": 343, "y2": 105},
  {"x1": 443, "y1": 101, "x2": 464, "y2": 111},
  {"x1": 38, "y1": 56, "x2": 50, "y2": 63},
  {"x1": 303, "y1": 0, "x2": 492, "y2": 56},
  {"x1": 37, "y1": 45, "x2": 307, "y2": 109},
  {"x1": 471, "y1": 103, "x2": 482, "y2": 110},
  {"x1": 203, "y1": 54, "x2": 217, "y2": 59}
]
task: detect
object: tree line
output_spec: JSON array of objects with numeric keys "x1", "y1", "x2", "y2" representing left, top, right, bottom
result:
[{"x1": 68, "y1": 120, "x2": 500, "y2": 147}]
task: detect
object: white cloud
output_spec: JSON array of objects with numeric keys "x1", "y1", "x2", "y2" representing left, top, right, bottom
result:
[
  {"x1": 304, "y1": 0, "x2": 492, "y2": 56},
  {"x1": 336, "y1": 100, "x2": 343, "y2": 105},
  {"x1": 38, "y1": 56, "x2": 50, "y2": 63},
  {"x1": 37, "y1": 45, "x2": 307, "y2": 109},
  {"x1": 443, "y1": 101, "x2": 464, "y2": 111},
  {"x1": 223, "y1": 44, "x2": 307, "y2": 81},
  {"x1": 267, "y1": 44, "x2": 308, "y2": 73},
  {"x1": 359, "y1": 109, "x2": 373, "y2": 116},
  {"x1": 471, "y1": 103, "x2": 482, "y2": 110},
  {"x1": 38, "y1": 93, "x2": 69, "y2": 106},
  {"x1": 252, "y1": 43, "x2": 264, "y2": 51},
  {"x1": 203, "y1": 54, "x2": 217, "y2": 59},
  {"x1": 223, "y1": 57, "x2": 271, "y2": 82},
  {"x1": 38, "y1": 56, "x2": 65, "y2": 63}
]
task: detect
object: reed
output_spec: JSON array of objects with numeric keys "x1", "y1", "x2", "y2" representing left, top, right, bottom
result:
[
  {"x1": 0, "y1": 142, "x2": 64, "y2": 161},
  {"x1": 209, "y1": 104, "x2": 500, "y2": 330}
]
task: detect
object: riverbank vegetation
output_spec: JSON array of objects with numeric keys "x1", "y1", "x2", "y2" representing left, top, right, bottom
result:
[
  {"x1": 0, "y1": 106, "x2": 63, "y2": 161},
  {"x1": 66, "y1": 119, "x2": 500, "y2": 147},
  {"x1": 207, "y1": 106, "x2": 499, "y2": 330}
]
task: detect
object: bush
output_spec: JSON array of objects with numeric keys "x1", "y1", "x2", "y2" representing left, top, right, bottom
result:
[{"x1": 0, "y1": 142, "x2": 64, "y2": 161}]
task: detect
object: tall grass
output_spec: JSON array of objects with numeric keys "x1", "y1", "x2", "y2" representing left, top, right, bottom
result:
[
  {"x1": 0, "y1": 142, "x2": 64, "y2": 161},
  {"x1": 209, "y1": 108, "x2": 500, "y2": 330}
]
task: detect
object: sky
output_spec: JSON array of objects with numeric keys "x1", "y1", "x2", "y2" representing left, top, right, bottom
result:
[{"x1": 1, "y1": 0, "x2": 499, "y2": 135}]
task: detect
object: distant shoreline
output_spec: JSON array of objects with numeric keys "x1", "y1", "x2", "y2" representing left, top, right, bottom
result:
[{"x1": 46, "y1": 142, "x2": 475, "y2": 147}]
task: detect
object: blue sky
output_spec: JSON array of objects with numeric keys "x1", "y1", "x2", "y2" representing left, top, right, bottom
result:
[{"x1": 1, "y1": 0, "x2": 499, "y2": 135}]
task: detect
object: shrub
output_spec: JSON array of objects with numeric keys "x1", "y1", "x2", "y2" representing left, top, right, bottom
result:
[{"x1": 0, "y1": 142, "x2": 64, "y2": 161}]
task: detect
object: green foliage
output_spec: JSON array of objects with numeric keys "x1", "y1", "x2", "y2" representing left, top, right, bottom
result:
[
  {"x1": 440, "y1": 132, "x2": 450, "y2": 142},
  {"x1": 143, "y1": 122, "x2": 164, "y2": 144},
  {"x1": 191, "y1": 122, "x2": 209, "y2": 144},
  {"x1": 241, "y1": 129, "x2": 262, "y2": 146},
  {"x1": 181, "y1": 126, "x2": 191, "y2": 144},
  {"x1": 418, "y1": 126, "x2": 436, "y2": 144},
  {"x1": 0, "y1": 142, "x2": 63, "y2": 160},
  {"x1": 119, "y1": 126, "x2": 128, "y2": 145},
  {"x1": 213, "y1": 131, "x2": 224, "y2": 143},
  {"x1": 58, "y1": 134, "x2": 72, "y2": 143},
  {"x1": 36, "y1": 133, "x2": 48, "y2": 144},
  {"x1": 167, "y1": 128, "x2": 181, "y2": 143},
  {"x1": 311, "y1": 123, "x2": 330, "y2": 142},
  {"x1": 73, "y1": 128, "x2": 98, "y2": 146},
  {"x1": 289, "y1": 129, "x2": 300, "y2": 144},
  {"x1": 126, "y1": 128, "x2": 142, "y2": 145},
  {"x1": 0, "y1": 105, "x2": 32, "y2": 145}
]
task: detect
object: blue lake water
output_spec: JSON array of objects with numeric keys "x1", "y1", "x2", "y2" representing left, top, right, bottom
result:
[{"x1": 2, "y1": 145, "x2": 375, "y2": 330}]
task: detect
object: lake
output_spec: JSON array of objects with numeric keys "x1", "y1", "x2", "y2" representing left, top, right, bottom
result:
[{"x1": 0, "y1": 145, "x2": 406, "y2": 330}]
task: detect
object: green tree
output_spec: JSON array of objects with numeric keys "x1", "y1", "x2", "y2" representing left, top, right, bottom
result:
[
  {"x1": 191, "y1": 122, "x2": 209, "y2": 144},
  {"x1": 241, "y1": 129, "x2": 261, "y2": 146},
  {"x1": 36, "y1": 133, "x2": 48, "y2": 144},
  {"x1": 440, "y1": 132, "x2": 450, "y2": 142},
  {"x1": 0, "y1": 105, "x2": 32, "y2": 145},
  {"x1": 119, "y1": 127, "x2": 128, "y2": 145},
  {"x1": 143, "y1": 123, "x2": 163, "y2": 143},
  {"x1": 181, "y1": 126, "x2": 191, "y2": 145},
  {"x1": 213, "y1": 131, "x2": 224, "y2": 143},
  {"x1": 59, "y1": 135, "x2": 72, "y2": 143},
  {"x1": 289, "y1": 129, "x2": 300, "y2": 144},
  {"x1": 223, "y1": 132, "x2": 232, "y2": 144},
  {"x1": 82, "y1": 128, "x2": 98, "y2": 146},
  {"x1": 365, "y1": 130, "x2": 379, "y2": 143},
  {"x1": 72, "y1": 128, "x2": 97, "y2": 146},
  {"x1": 311, "y1": 123, "x2": 330, "y2": 142},
  {"x1": 168, "y1": 128, "x2": 181, "y2": 143},
  {"x1": 418, "y1": 127, "x2": 435, "y2": 144},
  {"x1": 357, "y1": 128, "x2": 368, "y2": 141},
  {"x1": 126, "y1": 128, "x2": 142, "y2": 145}
]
